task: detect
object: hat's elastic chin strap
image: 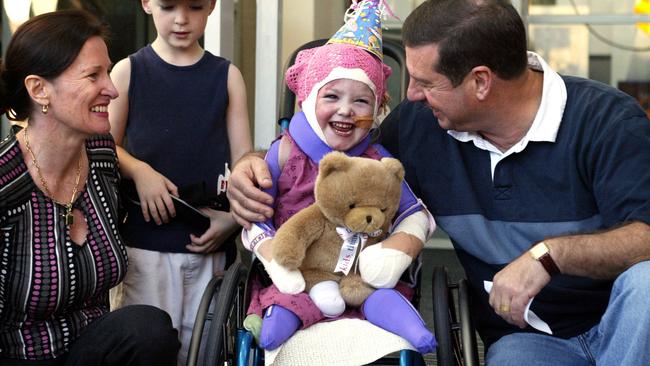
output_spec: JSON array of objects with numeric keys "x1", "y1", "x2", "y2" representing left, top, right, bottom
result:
[{"x1": 301, "y1": 92, "x2": 328, "y2": 145}]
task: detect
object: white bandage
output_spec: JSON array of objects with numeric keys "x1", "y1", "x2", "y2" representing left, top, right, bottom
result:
[
  {"x1": 393, "y1": 210, "x2": 434, "y2": 243},
  {"x1": 358, "y1": 243, "x2": 413, "y2": 288},
  {"x1": 309, "y1": 280, "x2": 346, "y2": 318},
  {"x1": 254, "y1": 245, "x2": 306, "y2": 295},
  {"x1": 242, "y1": 225, "x2": 306, "y2": 294}
]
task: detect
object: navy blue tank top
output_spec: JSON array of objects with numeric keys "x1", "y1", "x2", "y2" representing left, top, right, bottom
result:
[{"x1": 122, "y1": 45, "x2": 231, "y2": 253}]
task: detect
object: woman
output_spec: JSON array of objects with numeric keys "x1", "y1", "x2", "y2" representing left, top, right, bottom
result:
[{"x1": 0, "y1": 9, "x2": 180, "y2": 365}]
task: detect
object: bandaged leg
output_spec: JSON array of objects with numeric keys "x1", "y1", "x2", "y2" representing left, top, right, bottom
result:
[
  {"x1": 363, "y1": 288, "x2": 437, "y2": 354},
  {"x1": 259, "y1": 305, "x2": 301, "y2": 350},
  {"x1": 309, "y1": 280, "x2": 346, "y2": 318}
]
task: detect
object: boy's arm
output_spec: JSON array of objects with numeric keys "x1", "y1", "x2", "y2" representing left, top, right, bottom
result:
[
  {"x1": 108, "y1": 58, "x2": 178, "y2": 225},
  {"x1": 226, "y1": 64, "x2": 253, "y2": 163}
]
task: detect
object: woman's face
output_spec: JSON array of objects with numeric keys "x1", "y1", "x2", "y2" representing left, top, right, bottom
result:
[
  {"x1": 315, "y1": 78, "x2": 375, "y2": 151},
  {"x1": 46, "y1": 36, "x2": 118, "y2": 136}
]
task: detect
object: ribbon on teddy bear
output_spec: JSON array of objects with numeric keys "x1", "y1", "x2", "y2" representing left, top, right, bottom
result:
[{"x1": 334, "y1": 227, "x2": 382, "y2": 275}]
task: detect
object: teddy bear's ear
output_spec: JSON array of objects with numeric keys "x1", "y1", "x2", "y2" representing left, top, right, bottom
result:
[
  {"x1": 380, "y1": 157, "x2": 405, "y2": 182},
  {"x1": 319, "y1": 151, "x2": 350, "y2": 178}
]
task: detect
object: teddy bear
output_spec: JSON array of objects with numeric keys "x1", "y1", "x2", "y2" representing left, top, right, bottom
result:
[{"x1": 271, "y1": 150, "x2": 405, "y2": 308}]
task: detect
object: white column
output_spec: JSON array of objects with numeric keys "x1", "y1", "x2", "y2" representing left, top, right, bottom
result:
[
  {"x1": 254, "y1": 0, "x2": 282, "y2": 149},
  {"x1": 204, "y1": 0, "x2": 234, "y2": 61}
]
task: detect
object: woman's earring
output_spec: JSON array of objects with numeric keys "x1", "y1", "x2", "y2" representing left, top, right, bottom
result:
[{"x1": 41, "y1": 104, "x2": 48, "y2": 114}]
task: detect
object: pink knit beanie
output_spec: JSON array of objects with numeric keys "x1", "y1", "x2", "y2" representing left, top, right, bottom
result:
[{"x1": 285, "y1": 43, "x2": 391, "y2": 108}]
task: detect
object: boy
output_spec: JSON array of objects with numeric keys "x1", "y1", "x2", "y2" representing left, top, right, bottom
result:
[{"x1": 108, "y1": 1, "x2": 252, "y2": 364}]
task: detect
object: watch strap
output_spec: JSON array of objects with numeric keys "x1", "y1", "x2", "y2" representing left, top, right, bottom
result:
[
  {"x1": 538, "y1": 252, "x2": 560, "y2": 277},
  {"x1": 530, "y1": 242, "x2": 561, "y2": 277}
]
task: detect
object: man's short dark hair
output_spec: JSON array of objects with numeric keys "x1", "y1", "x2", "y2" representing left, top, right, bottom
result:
[{"x1": 402, "y1": 0, "x2": 528, "y2": 87}]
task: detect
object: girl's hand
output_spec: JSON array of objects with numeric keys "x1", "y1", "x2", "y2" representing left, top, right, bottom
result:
[
  {"x1": 132, "y1": 164, "x2": 178, "y2": 225},
  {"x1": 186, "y1": 208, "x2": 239, "y2": 253}
]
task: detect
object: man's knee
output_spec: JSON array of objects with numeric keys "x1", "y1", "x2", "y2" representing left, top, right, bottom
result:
[{"x1": 487, "y1": 332, "x2": 589, "y2": 366}]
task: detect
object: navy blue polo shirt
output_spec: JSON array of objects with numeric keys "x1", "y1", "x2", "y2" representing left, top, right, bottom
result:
[{"x1": 379, "y1": 75, "x2": 650, "y2": 347}]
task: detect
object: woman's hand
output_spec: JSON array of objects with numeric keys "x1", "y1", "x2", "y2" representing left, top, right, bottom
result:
[
  {"x1": 131, "y1": 164, "x2": 178, "y2": 225},
  {"x1": 186, "y1": 208, "x2": 239, "y2": 253}
]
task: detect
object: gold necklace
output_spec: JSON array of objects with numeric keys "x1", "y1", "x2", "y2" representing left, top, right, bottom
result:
[{"x1": 23, "y1": 126, "x2": 83, "y2": 226}]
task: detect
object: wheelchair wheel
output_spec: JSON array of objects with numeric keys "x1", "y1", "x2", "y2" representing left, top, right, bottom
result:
[
  {"x1": 205, "y1": 260, "x2": 248, "y2": 365},
  {"x1": 432, "y1": 266, "x2": 457, "y2": 366},
  {"x1": 432, "y1": 266, "x2": 480, "y2": 366},
  {"x1": 186, "y1": 261, "x2": 247, "y2": 366},
  {"x1": 187, "y1": 274, "x2": 224, "y2": 366}
]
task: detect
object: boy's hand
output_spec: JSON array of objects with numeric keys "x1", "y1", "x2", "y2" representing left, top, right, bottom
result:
[
  {"x1": 186, "y1": 208, "x2": 238, "y2": 253},
  {"x1": 132, "y1": 164, "x2": 178, "y2": 225},
  {"x1": 227, "y1": 153, "x2": 275, "y2": 228}
]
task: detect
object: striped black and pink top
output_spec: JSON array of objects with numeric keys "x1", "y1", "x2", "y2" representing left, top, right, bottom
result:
[{"x1": 0, "y1": 127, "x2": 128, "y2": 360}]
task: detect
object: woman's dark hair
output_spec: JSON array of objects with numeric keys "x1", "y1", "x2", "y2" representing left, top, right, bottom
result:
[
  {"x1": 402, "y1": 0, "x2": 528, "y2": 87},
  {"x1": 0, "y1": 9, "x2": 109, "y2": 121}
]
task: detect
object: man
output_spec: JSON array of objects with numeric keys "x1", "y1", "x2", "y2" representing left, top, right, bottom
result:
[{"x1": 228, "y1": 1, "x2": 650, "y2": 364}]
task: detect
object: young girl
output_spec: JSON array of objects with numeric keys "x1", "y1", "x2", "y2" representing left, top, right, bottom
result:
[
  {"x1": 108, "y1": 1, "x2": 251, "y2": 364},
  {"x1": 241, "y1": 0, "x2": 436, "y2": 354}
]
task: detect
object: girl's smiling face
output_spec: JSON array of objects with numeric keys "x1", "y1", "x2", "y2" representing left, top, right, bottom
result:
[{"x1": 315, "y1": 78, "x2": 376, "y2": 151}]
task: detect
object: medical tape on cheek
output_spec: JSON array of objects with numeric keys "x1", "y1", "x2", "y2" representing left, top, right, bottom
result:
[{"x1": 353, "y1": 115, "x2": 374, "y2": 129}]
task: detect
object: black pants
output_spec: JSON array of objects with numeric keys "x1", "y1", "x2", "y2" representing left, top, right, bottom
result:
[{"x1": 1, "y1": 305, "x2": 180, "y2": 366}]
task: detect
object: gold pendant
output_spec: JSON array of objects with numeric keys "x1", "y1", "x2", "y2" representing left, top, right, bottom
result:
[{"x1": 64, "y1": 211, "x2": 74, "y2": 226}]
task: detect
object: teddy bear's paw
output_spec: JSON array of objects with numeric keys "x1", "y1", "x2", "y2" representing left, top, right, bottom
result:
[
  {"x1": 340, "y1": 279, "x2": 374, "y2": 307},
  {"x1": 267, "y1": 260, "x2": 306, "y2": 294}
]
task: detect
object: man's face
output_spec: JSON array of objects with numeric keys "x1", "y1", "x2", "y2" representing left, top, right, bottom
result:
[{"x1": 405, "y1": 43, "x2": 474, "y2": 131}]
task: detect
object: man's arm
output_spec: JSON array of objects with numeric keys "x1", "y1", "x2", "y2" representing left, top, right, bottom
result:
[
  {"x1": 491, "y1": 221, "x2": 650, "y2": 328},
  {"x1": 547, "y1": 221, "x2": 650, "y2": 278},
  {"x1": 226, "y1": 151, "x2": 274, "y2": 228}
]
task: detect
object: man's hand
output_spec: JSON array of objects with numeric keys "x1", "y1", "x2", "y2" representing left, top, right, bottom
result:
[
  {"x1": 489, "y1": 251, "x2": 551, "y2": 328},
  {"x1": 227, "y1": 152, "x2": 275, "y2": 228}
]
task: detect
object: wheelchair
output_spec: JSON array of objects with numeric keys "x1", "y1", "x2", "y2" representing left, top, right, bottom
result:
[
  {"x1": 186, "y1": 259, "x2": 481, "y2": 366},
  {"x1": 188, "y1": 256, "x2": 437, "y2": 366},
  {"x1": 431, "y1": 266, "x2": 480, "y2": 366},
  {"x1": 186, "y1": 37, "x2": 482, "y2": 365}
]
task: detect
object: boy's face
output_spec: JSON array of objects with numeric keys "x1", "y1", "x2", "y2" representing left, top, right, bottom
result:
[
  {"x1": 315, "y1": 78, "x2": 376, "y2": 152},
  {"x1": 142, "y1": 0, "x2": 216, "y2": 50}
]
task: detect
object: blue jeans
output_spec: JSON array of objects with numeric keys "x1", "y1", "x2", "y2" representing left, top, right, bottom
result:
[{"x1": 486, "y1": 261, "x2": 650, "y2": 366}]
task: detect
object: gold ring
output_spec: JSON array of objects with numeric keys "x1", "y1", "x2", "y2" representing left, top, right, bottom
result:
[{"x1": 499, "y1": 304, "x2": 510, "y2": 313}]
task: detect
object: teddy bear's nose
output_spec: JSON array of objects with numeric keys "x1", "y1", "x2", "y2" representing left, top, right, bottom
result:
[{"x1": 366, "y1": 215, "x2": 372, "y2": 223}]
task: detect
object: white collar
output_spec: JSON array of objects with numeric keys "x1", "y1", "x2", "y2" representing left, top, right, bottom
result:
[{"x1": 448, "y1": 52, "x2": 567, "y2": 155}]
